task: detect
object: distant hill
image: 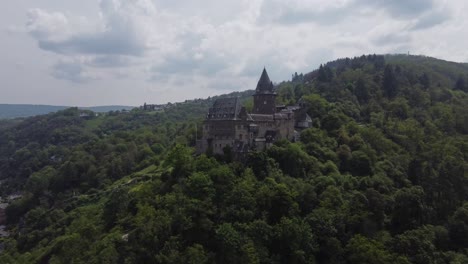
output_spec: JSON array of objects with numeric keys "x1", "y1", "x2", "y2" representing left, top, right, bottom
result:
[
  {"x1": 0, "y1": 104, "x2": 135, "y2": 119},
  {"x1": 82, "y1": 105, "x2": 136, "y2": 113}
]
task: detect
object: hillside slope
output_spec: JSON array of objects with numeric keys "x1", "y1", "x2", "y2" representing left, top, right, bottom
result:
[{"x1": 0, "y1": 55, "x2": 467, "y2": 263}]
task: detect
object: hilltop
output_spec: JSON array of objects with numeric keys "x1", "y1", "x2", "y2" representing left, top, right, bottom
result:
[{"x1": 0, "y1": 54, "x2": 467, "y2": 263}]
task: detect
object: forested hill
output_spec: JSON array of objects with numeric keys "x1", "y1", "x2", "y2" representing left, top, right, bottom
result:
[{"x1": 0, "y1": 54, "x2": 467, "y2": 263}]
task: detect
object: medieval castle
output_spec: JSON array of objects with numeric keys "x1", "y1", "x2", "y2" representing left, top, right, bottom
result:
[{"x1": 196, "y1": 68, "x2": 312, "y2": 156}]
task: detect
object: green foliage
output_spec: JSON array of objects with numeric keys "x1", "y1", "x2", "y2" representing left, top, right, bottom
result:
[
  {"x1": 346, "y1": 234, "x2": 409, "y2": 264},
  {"x1": 1, "y1": 54, "x2": 467, "y2": 263},
  {"x1": 383, "y1": 65, "x2": 398, "y2": 98},
  {"x1": 267, "y1": 141, "x2": 319, "y2": 178},
  {"x1": 449, "y1": 203, "x2": 468, "y2": 249},
  {"x1": 455, "y1": 76, "x2": 467, "y2": 92},
  {"x1": 164, "y1": 144, "x2": 194, "y2": 179}
]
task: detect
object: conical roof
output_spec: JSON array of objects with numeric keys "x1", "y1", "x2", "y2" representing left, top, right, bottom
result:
[{"x1": 256, "y1": 68, "x2": 274, "y2": 93}]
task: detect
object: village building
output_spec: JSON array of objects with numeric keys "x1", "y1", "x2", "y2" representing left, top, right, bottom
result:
[
  {"x1": 141, "y1": 103, "x2": 165, "y2": 111},
  {"x1": 196, "y1": 68, "x2": 312, "y2": 156}
]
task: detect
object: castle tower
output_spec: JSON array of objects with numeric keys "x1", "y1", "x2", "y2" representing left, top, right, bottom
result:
[{"x1": 253, "y1": 68, "x2": 277, "y2": 115}]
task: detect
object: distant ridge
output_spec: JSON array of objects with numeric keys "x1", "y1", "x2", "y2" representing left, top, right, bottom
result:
[{"x1": 0, "y1": 104, "x2": 135, "y2": 119}]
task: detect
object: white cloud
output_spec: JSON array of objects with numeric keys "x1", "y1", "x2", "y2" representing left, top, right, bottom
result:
[
  {"x1": 26, "y1": 8, "x2": 71, "y2": 41},
  {"x1": 26, "y1": 1, "x2": 153, "y2": 56},
  {"x1": 1, "y1": 0, "x2": 466, "y2": 106}
]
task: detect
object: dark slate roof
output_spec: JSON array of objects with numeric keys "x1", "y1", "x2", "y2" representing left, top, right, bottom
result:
[
  {"x1": 296, "y1": 111, "x2": 312, "y2": 122},
  {"x1": 207, "y1": 97, "x2": 241, "y2": 120},
  {"x1": 256, "y1": 68, "x2": 275, "y2": 93},
  {"x1": 303, "y1": 113, "x2": 312, "y2": 122}
]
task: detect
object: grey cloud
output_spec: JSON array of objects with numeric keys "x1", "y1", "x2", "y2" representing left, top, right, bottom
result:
[
  {"x1": 241, "y1": 60, "x2": 281, "y2": 78},
  {"x1": 150, "y1": 32, "x2": 210, "y2": 75},
  {"x1": 149, "y1": 57, "x2": 225, "y2": 84},
  {"x1": 36, "y1": 28, "x2": 144, "y2": 56},
  {"x1": 27, "y1": 2, "x2": 148, "y2": 57},
  {"x1": 240, "y1": 64, "x2": 280, "y2": 84},
  {"x1": 25, "y1": 8, "x2": 70, "y2": 40},
  {"x1": 241, "y1": 65, "x2": 266, "y2": 78},
  {"x1": 207, "y1": 78, "x2": 244, "y2": 91},
  {"x1": 151, "y1": 0, "x2": 245, "y2": 25},
  {"x1": 241, "y1": 47, "x2": 334, "y2": 82},
  {"x1": 276, "y1": 8, "x2": 352, "y2": 25},
  {"x1": 151, "y1": 51, "x2": 227, "y2": 77},
  {"x1": 373, "y1": 33, "x2": 412, "y2": 46},
  {"x1": 410, "y1": 10, "x2": 450, "y2": 30},
  {"x1": 258, "y1": 1, "x2": 358, "y2": 25},
  {"x1": 52, "y1": 62, "x2": 96, "y2": 83},
  {"x1": 87, "y1": 55, "x2": 133, "y2": 68},
  {"x1": 239, "y1": 50, "x2": 291, "y2": 78},
  {"x1": 151, "y1": 56, "x2": 198, "y2": 75},
  {"x1": 389, "y1": 44, "x2": 413, "y2": 55},
  {"x1": 369, "y1": 0, "x2": 452, "y2": 30},
  {"x1": 148, "y1": 22, "x2": 221, "y2": 78},
  {"x1": 259, "y1": 0, "x2": 438, "y2": 26},
  {"x1": 5, "y1": 25, "x2": 26, "y2": 35},
  {"x1": 241, "y1": 62, "x2": 288, "y2": 83},
  {"x1": 370, "y1": 0, "x2": 434, "y2": 18},
  {"x1": 112, "y1": 71, "x2": 130, "y2": 80}
]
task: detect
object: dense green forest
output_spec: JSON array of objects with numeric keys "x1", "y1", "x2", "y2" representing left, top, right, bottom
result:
[{"x1": 0, "y1": 54, "x2": 467, "y2": 263}]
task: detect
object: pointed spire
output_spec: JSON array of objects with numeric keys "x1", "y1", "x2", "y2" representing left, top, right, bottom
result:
[{"x1": 256, "y1": 68, "x2": 274, "y2": 92}]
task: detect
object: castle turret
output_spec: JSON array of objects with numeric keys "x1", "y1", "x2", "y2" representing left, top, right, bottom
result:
[{"x1": 253, "y1": 68, "x2": 277, "y2": 114}]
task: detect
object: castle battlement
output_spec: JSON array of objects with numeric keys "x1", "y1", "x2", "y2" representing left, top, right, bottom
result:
[{"x1": 196, "y1": 68, "x2": 311, "y2": 156}]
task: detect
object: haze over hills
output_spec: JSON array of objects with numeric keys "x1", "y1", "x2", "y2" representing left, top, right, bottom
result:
[
  {"x1": 0, "y1": 104, "x2": 136, "y2": 119},
  {"x1": 2, "y1": 54, "x2": 465, "y2": 120},
  {"x1": 0, "y1": 54, "x2": 467, "y2": 263}
]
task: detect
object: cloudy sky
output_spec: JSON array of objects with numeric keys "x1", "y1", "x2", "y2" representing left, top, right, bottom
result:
[{"x1": 1, "y1": 0, "x2": 467, "y2": 106}]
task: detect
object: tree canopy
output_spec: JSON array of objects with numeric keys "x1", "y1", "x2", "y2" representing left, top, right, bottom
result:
[{"x1": 0, "y1": 54, "x2": 467, "y2": 263}]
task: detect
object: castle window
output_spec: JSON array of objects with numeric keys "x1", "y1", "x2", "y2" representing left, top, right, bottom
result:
[
  {"x1": 264, "y1": 101, "x2": 267, "y2": 104},
  {"x1": 239, "y1": 134, "x2": 243, "y2": 140}
]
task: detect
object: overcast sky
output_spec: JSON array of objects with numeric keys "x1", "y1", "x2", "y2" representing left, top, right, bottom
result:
[{"x1": 1, "y1": 0, "x2": 467, "y2": 106}]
